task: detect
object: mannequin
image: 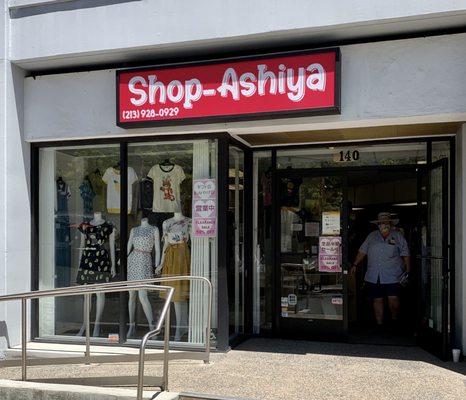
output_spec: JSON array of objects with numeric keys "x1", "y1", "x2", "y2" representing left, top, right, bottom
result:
[
  {"x1": 127, "y1": 218, "x2": 160, "y2": 337},
  {"x1": 155, "y1": 212, "x2": 191, "y2": 341},
  {"x1": 76, "y1": 212, "x2": 116, "y2": 337}
]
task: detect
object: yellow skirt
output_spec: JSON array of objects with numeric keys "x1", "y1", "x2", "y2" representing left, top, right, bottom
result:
[{"x1": 161, "y1": 242, "x2": 190, "y2": 302}]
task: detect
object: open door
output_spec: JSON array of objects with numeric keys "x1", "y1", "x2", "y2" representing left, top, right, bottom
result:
[
  {"x1": 276, "y1": 171, "x2": 347, "y2": 340},
  {"x1": 418, "y1": 158, "x2": 449, "y2": 359}
]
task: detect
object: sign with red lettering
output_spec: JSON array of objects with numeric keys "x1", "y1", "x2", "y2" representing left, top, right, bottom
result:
[
  {"x1": 116, "y1": 49, "x2": 340, "y2": 127},
  {"x1": 318, "y1": 236, "x2": 342, "y2": 273}
]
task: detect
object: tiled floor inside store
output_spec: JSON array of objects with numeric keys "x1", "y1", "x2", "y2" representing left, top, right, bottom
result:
[{"x1": 1, "y1": 338, "x2": 466, "y2": 400}]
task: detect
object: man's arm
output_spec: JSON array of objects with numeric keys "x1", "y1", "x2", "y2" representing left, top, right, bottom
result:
[
  {"x1": 351, "y1": 251, "x2": 366, "y2": 273},
  {"x1": 402, "y1": 256, "x2": 411, "y2": 273}
]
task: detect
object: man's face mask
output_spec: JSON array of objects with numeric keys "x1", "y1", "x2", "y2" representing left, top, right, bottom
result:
[{"x1": 379, "y1": 223, "x2": 390, "y2": 235}]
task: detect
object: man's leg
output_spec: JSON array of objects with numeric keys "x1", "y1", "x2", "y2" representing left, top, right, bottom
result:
[
  {"x1": 373, "y1": 298, "x2": 384, "y2": 325},
  {"x1": 387, "y1": 296, "x2": 400, "y2": 320}
]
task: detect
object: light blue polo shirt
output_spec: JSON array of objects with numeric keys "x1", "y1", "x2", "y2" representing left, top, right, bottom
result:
[{"x1": 359, "y1": 229, "x2": 410, "y2": 284}]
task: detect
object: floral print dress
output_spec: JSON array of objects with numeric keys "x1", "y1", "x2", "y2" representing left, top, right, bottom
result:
[{"x1": 77, "y1": 221, "x2": 114, "y2": 284}]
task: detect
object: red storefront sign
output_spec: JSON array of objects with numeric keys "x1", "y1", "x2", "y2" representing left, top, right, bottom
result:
[{"x1": 116, "y1": 49, "x2": 340, "y2": 127}]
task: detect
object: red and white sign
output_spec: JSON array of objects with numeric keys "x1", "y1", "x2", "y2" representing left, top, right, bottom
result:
[
  {"x1": 192, "y1": 179, "x2": 217, "y2": 237},
  {"x1": 117, "y1": 49, "x2": 339, "y2": 126},
  {"x1": 318, "y1": 236, "x2": 342, "y2": 272}
]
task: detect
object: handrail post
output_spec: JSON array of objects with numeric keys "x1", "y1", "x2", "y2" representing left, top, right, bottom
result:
[
  {"x1": 21, "y1": 298, "x2": 27, "y2": 381},
  {"x1": 84, "y1": 293, "x2": 91, "y2": 365},
  {"x1": 162, "y1": 307, "x2": 170, "y2": 391}
]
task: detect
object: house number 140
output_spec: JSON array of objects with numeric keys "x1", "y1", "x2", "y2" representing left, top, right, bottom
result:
[{"x1": 337, "y1": 150, "x2": 360, "y2": 162}]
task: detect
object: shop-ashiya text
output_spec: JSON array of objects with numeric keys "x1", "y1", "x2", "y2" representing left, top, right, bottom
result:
[{"x1": 128, "y1": 63, "x2": 326, "y2": 109}]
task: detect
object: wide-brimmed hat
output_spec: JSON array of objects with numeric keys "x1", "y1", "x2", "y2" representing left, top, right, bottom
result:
[{"x1": 370, "y1": 212, "x2": 399, "y2": 225}]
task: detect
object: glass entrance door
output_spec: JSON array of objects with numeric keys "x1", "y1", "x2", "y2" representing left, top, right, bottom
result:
[
  {"x1": 277, "y1": 173, "x2": 347, "y2": 339},
  {"x1": 418, "y1": 158, "x2": 450, "y2": 358}
]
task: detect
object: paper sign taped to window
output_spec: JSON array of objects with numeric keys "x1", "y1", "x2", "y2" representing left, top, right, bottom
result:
[{"x1": 322, "y1": 211, "x2": 340, "y2": 235}]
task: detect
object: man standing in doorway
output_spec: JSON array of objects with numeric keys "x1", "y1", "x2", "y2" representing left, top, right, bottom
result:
[{"x1": 351, "y1": 212, "x2": 411, "y2": 330}]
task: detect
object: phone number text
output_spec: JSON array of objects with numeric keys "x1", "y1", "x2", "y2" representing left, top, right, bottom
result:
[{"x1": 121, "y1": 107, "x2": 180, "y2": 120}]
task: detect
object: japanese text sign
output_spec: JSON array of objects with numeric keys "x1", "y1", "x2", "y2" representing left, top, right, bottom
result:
[
  {"x1": 192, "y1": 179, "x2": 217, "y2": 237},
  {"x1": 318, "y1": 236, "x2": 342, "y2": 272}
]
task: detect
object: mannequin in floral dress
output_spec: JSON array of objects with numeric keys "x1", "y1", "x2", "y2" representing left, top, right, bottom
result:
[
  {"x1": 126, "y1": 218, "x2": 160, "y2": 337},
  {"x1": 155, "y1": 212, "x2": 191, "y2": 341},
  {"x1": 76, "y1": 212, "x2": 116, "y2": 337}
]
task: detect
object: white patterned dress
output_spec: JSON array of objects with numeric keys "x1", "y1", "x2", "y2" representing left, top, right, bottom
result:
[{"x1": 127, "y1": 225, "x2": 160, "y2": 281}]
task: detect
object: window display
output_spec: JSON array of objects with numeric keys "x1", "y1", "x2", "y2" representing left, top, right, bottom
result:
[
  {"x1": 38, "y1": 139, "x2": 218, "y2": 346},
  {"x1": 127, "y1": 139, "x2": 217, "y2": 344},
  {"x1": 39, "y1": 145, "x2": 121, "y2": 340}
]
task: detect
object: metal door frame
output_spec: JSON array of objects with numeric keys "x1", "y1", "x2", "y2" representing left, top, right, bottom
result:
[
  {"x1": 418, "y1": 157, "x2": 450, "y2": 359},
  {"x1": 272, "y1": 164, "x2": 427, "y2": 341}
]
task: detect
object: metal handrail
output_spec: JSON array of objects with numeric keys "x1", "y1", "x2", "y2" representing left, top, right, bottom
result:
[
  {"x1": 0, "y1": 283, "x2": 174, "y2": 398},
  {"x1": 0, "y1": 275, "x2": 212, "y2": 398}
]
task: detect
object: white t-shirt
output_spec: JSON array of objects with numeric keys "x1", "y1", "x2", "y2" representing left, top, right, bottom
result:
[
  {"x1": 148, "y1": 164, "x2": 185, "y2": 213},
  {"x1": 102, "y1": 167, "x2": 138, "y2": 214}
]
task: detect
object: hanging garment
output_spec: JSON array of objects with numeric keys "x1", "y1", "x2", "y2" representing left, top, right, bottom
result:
[
  {"x1": 261, "y1": 171, "x2": 272, "y2": 206},
  {"x1": 76, "y1": 221, "x2": 114, "y2": 284},
  {"x1": 88, "y1": 171, "x2": 105, "y2": 212},
  {"x1": 55, "y1": 179, "x2": 71, "y2": 287},
  {"x1": 280, "y1": 177, "x2": 303, "y2": 207},
  {"x1": 148, "y1": 164, "x2": 185, "y2": 213},
  {"x1": 102, "y1": 167, "x2": 138, "y2": 214},
  {"x1": 79, "y1": 178, "x2": 95, "y2": 219},
  {"x1": 139, "y1": 176, "x2": 154, "y2": 219},
  {"x1": 127, "y1": 225, "x2": 160, "y2": 281}
]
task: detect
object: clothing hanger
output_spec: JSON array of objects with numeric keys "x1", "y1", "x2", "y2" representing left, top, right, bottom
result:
[
  {"x1": 57, "y1": 176, "x2": 64, "y2": 184},
  {"x1": 113, "y1": 160, "x2": 121, "y2": 170}
]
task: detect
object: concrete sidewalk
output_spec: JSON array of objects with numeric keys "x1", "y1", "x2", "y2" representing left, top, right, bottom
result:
[{"x1": 0, "y1": 339, "x2": 465, "y2": 399}]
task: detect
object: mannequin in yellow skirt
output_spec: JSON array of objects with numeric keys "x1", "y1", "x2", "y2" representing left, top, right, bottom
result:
[{"x1": 155, "y1": 212, "x2": 191, "y2": 341}]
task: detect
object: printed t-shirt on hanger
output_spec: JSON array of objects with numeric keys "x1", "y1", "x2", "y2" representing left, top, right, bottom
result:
[
  {"x1": 148, "y1": 164, "x2": 185, "y2": 213},
  {"x1": 102, "y1": 167, "x2": 138, "y2": 214}
]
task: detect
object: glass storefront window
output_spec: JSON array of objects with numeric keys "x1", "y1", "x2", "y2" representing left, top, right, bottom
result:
[
  {"x1": 252, "y1": 151, "x2": 273, "y2": 333},
  {"x1": 127, "y1": 139, "x2": 218, "y2": 345},
  {"x1": 39, "y1": 144, "x2": 121, "y2": 339},
  {"x1": 277, "y1": 142, "x2": 427, "y2": 169},
  {"x1": 37, "y1": 139, "x2": 218, "y2": 347},
  {"x1": 279, "y1": 175, "x2": 344, "y2": 321}
]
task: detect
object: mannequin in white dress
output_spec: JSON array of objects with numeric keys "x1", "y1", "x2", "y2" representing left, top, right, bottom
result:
[
  {"x1": 76, "y1": 212, "x2": 116, "y2": 337},
  {"x1": 155, "y1": 212, "x2": 191, "y2": 341},
  {"x1": 127, "y1": 218, "x2": 160, "y2": 337}
]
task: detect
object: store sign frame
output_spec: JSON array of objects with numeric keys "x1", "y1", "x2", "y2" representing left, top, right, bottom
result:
[{"x1": 116, "y1": 48, "x2": 341, "y2": 128}]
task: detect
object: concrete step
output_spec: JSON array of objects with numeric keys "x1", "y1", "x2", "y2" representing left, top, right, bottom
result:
[{"x1": 0, "y1": 379, "x2": 179, "y2": 400}]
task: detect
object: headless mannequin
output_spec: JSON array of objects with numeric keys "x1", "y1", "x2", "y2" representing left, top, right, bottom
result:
[
  {"x1": 127, "y1": 218, "x2": 160, "y2": 338},
  {"x1": 77, "y1": 212, "x2": 116, "y2": 337},
  {"x1": 155, "y1": 212, "x2": 189, "y2": 341}
]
